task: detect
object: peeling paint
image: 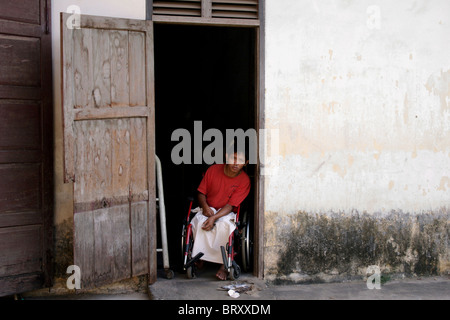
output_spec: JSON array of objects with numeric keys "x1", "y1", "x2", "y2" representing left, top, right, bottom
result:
[
  {"x1": 425, "y1": 69, "x2": 450, "y2": 113},
  {"x1": 403, "y1": 93, "x2": 409, "y2": 124},
  {"x1": 389, "y1": 181, "x2": 395, "y2": 190},
  {"x1": 437, "y1": 176, "x2": 450, "y2": 191},
  {"x1": 347, "y1": 155, "x2": 354, "y2": 167},
  {"x1": 332, "y1": 164, "x2": 347, "y2": 178}
]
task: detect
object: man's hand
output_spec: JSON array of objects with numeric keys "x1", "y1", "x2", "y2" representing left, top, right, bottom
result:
[
  {"x1": 202, "y1": 206, "x2": 215, "y2": 218},
  {"x1": 202, "y1": 216, "x2": 216, "y2": 231},
  {"x1": 198, "y1": 192, "x2": 214, "y2": 217}
]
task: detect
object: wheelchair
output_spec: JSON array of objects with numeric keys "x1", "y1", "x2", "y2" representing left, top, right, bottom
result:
[{"x1": 181, "y1": 197, "x2": 253, "y2": 280}]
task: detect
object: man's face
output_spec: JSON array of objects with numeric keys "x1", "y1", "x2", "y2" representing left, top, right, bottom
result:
[{"x1": 225, "y1": 152, "x2": 247, "y2": 174}]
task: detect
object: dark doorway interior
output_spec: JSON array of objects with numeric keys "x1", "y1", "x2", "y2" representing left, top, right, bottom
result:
[{"x1": 154, "y1": 24, "x2": 256, "y2": 273}]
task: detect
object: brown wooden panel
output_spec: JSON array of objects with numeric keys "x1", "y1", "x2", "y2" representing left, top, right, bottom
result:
[
  {"x1": 111, "y1": 119, "x2": 131, "y2": 198},
  {"x1": 0, "y1": 102, "x2": 41, "y2": 149},
  {"x1": 213, "y1": 3, "x2": 258, "y2": 12},
  {"x1": 0, "y1": 164, "x2": 40, "y2": 214},
  {"x1": 0, "y1": 273, "x2": 43, "y2": 296},
  {"x1": 153, "y1": 0, "x2": 259, "y2": 20},
  {"x1": 0, "y1": 0, "x2": 53, "y2": 297},
  {"x1": 0, "y1": 19, "x2": 42, "y2": 38},
  {"x1": 0, "y1": 86, "x2": 41, "y2": 100},
  {"x1": 73, "y1": 117, "x2": 150, "y2": 285},
  {"x1": 130, "y1": 118, "x2": 148, "y2": 199},
  {"x1": 0, "y1": 0, "x2": 41, "y2": 24},
  {"x1": 153, "y1": 0, "x2": 201, "y2": 17},
  {"x1": 0, "y1": 225, "x2": 42, "y2": 276},
  {"x1": 131, "y1": 202, "x2": 148, "y2": 276},
  {"x1": 0, "y1": 211, "x2": 42, "y2": 228},
  {"x1": 130, "y1": 118, "x2": 149, "y2": 276},
  {"x1": 74, "y1": 205, "x2": 133, "y2": 288},
  {"x1": 0, "y1": 35, "x2": 41, "y2": 87},
  {"x1": 62, "y1": 13, "x2": 155, "y2": 288},
  {"x1": 73, "y1": 119, "x2": 113, "y2": 204},
  {"x1": 129, "y1": 31, "x2": 147, "y2": 107},
  {"x1": 0, "y1": 150, "x2": 41, "y2": 164},
  {"x1": 110, "y1": 30, "x2": 129, "y2": 107},
  {"x1": 151, "y1": 15, "x2": 260, "y2": 26},
  {"x1": 93, "y1": 205, "x2": 131, "y2": 284},
  {"x1": 212, "y1": 10, "x2": 258, "y2": 19},
  {"x1": 73, "y1": 210, "x2": 95, "y2": 287},
  {"x1": 72, "y1": 28, "x2": 93, "y2": 109},
  {"x1": 91, "y1": 29, "x2": 111, "y2": 108}
]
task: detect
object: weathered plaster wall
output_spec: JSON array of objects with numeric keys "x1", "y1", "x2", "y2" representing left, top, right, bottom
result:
[
  {"x1": 51, "y1": 0, "x2": 146, "y2": 275},
  {"x1": 264, "y1": 0, "x2": 450, "y2": 282}
]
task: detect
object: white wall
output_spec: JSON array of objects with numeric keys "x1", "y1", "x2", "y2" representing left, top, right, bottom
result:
[
  {"x1": 51, "y1": 0, "x2": 146, "y2": 224},
  {"x1": 264, "y1": 0, "x2": 450, "y2": 215}
]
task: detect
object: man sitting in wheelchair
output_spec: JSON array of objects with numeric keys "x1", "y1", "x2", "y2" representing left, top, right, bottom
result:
[{"x1": 190, "y1": 144, "x2": 250, "y2": 280}]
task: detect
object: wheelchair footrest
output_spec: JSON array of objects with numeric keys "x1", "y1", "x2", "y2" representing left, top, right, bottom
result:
[
  {"x1": 221, "y1": 246, "x2": 229, "y2": 270},
  {"x1": 184, "y1": 252, "x2": 204, "y2": 270}
]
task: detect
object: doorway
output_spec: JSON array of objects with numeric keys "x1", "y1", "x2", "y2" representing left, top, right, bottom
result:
[{"x1": 154, "y1": 24, "x2": 257, "y2": 274}]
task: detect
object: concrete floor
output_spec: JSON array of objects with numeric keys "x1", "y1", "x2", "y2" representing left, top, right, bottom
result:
[
  {"x1": 149, "y1": 265, "x2": 450, "y2": 300},
  {"x1": 8, "y1": 264, "x2": 449, "y2": 300}
]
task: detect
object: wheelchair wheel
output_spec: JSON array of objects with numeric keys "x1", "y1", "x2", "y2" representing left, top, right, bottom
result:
[
  {"x1": 240, "y1": 210, "x2": 253, "y2": 272},
  {"x1": 181, "y1": 223, "x2": 195, "y2": 275},
  {"x1": 229, "y1": 261, "x2": 241, "y2": 281},
  {"x1": 186, "y1": 266, "x2": 196, "y2": 279},
  {"x1": 181, "y1": 224, "x2": 187, "y2": 266}
]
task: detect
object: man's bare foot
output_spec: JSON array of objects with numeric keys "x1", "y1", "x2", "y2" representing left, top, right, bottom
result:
[{"x1": 216, "y1": 265, "x2": 228, "y2": 281}]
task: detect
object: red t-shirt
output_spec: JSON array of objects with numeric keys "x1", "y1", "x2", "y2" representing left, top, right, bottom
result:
[{"x1": 197, "y1": 164, "x2": 250, "y2": 209}]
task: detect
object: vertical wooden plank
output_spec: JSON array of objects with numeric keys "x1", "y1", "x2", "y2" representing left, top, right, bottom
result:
[
  {"x1": 0, "y1": 226, "x2": 42, "y2": 276},
  {"x1": 110, "y1": 30, "x2": 129, "y2": 107},
  {"x1": 129, "y1": 31, "x2": 146, "y2": 107},
  {"x1": 111, "y1": 119, "x2": 131, "y2": 199},
  {"x1": 131, "y1": 202, "x2": 148, "y2": 276},
  {"x1": 256, "y1": 0, "x2": 265, "y2": 279},
  {"x1": 98, "y1": 124, "x2": 113, "y2": 201},
  {"x1": 145, "y1": 21, "x2": 157, "y2": 284},
  {"x1": 74, "y1": 211, "x2": 95, "y2": 288},
  {"x1": 130, "y1": 117, "x2": 147, "y2": 200},
  {"x1": 61, "y1": 13, "x2": 76, "y2": 183},
  {"x1": 73, "y1": 28, "x2": 94, "y2": 109},
  {"x1": 92, "y1": 29, "x2": 112, "y2": 108},
  {"x1": 73, "y1": 120, "x2": 87, "y2": 201},
  {"x1": 130, "y1": 117, "x2": 148, "y2": 275},
  {"x1": 93, "y1": 206, "x2": 131, "y2": 284},
  {"x1": 74, "y1": 120, "x2": 113, "y2": 204},
  {"x1": 109, "y1": 206, "x2": 131, "y2": 281}
]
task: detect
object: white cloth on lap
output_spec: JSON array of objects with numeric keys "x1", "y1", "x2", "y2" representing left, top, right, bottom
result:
[{"x1": 191, "y1": 207, "x2": 236, "y2": 264}]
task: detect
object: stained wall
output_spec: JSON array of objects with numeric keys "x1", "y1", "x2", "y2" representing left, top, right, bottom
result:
[{"x1": 264, "y1": 0, "x2": 450, "y2": 282}]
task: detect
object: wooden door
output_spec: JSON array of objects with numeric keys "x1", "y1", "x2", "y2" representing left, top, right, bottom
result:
[
  {"x1": 61, "y1": 13, "x2": 156, "y2": 287},
  {"x1": 0, "y1": 0, "x2": 53, "y2": 296}
]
